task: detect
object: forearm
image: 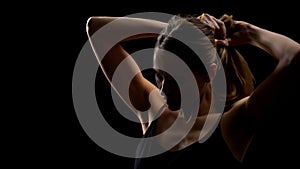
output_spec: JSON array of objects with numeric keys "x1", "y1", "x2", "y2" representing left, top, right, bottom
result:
[
  {"x1": 86, "y1": 16, "x2": 167, "y2": 41},
  {"x1": 249, "y1": 24, "x2": 300, "y2": 64},
  {"x1": 86, "y1": 16, "x2": 165, "y2": 125},
  {"x1": 86, "y1": 16, "x2": 167, "y2": 71},
  {"x1": 239, "y1": 24, "x2": 300, "y2": 129},
  {"x1": 86, "y1": 16, "x2": 167, "y2": 80}
]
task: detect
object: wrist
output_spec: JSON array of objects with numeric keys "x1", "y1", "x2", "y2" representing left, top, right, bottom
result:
[{"x1": 246, "y1": 23, "x2": 262, "y2": 47}]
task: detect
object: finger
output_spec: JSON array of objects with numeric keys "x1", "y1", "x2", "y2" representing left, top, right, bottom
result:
[
  {"x1": 206, "y1": 14, "x2": 227, "y2": 40},
  {"x1": 212, "y1": 17, "x2": 226, "y2": 39},
  {"x1": 198, "y1": 13, "x2": 216, "y2": 30},
  {"x1": 201, "y1": 15, "x2": 216, "y2": 31},
  {"x1": 204, "y1": 14, "x2": 220, "y2": 30}
]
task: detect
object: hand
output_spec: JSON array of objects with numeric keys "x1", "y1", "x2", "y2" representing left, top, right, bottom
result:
[
  {"x1": 226, "y1": 20, "x2": 256, "y2": 46},
  {"x1": 198, "y1": 13, "x2": 227, "y2": 44}
]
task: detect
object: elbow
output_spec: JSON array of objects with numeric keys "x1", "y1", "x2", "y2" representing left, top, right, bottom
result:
[
  {"x1": 291, "y1": 48, "x2": 300, "y2": 65},
  {"x1": 86, "y1": 17, "x2": 92, "y2": 36},
  {"x1": 86, "y1": 16, "x2": 115, "y2": 37},
  {"x1": 289, "y1": 49, "x2": 300, "y2": 70},
  {"x1": 86, "y1": 16, "x2": 97, "y2": 37},
  {"x1": 278, "y1": 46, "x2": 300, "y2": 68},
  {"x1": 288, "y1": 44, "x2": 300, "y2": 64}
]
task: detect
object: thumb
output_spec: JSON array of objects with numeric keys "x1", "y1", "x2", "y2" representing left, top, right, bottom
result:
[{"x1": 215, "y1": 39, "x2": 229, "y2": 46}]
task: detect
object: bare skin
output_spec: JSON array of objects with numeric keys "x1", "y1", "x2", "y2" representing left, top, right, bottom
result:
[{"x1": 86, "y1": 14, "x2": 300, "y2": 162}]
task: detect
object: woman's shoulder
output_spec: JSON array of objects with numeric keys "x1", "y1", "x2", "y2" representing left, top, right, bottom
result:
[
  {"x1": 135, "y1": 113, "x2": 242, "y2": 169},
  {"x1": 220, "y1": 96, "x2": 254, "y2": 162}
]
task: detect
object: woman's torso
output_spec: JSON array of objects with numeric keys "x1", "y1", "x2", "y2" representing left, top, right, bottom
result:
[{"x1": 134, "y1": 118, "x2": 242, "y2": 169}]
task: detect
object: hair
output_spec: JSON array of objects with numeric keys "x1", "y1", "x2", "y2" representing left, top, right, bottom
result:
[{"x1": 154, "y1": 14, "x2": 255, "y2": 110}]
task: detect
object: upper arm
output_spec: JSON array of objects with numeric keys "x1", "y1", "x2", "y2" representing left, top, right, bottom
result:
[
  {"x1": 86, "y1": 16, "x2": 117, "y2": 37},
  {"x1": 86, "y1": 16, "x2": 166, "y2": 130},
  {"x1": 221, "y1": 51, "x2": 300, "y2": 161},
  {"x1": 221, "y1": 96, "x2": 254, "y2": 162},
  {"x1": 245, "y1": 51, "x2": 300, "y2": 126},
  {"x1": 242, "y1": 27, "x2": 300, "y2": 124},
  {"x1": 100, "y1": 43, "x2": 160, "y2": 121}
]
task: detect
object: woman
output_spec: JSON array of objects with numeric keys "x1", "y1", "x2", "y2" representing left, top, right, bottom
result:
[{"x1": 86, "y1": 13, "x2": 300, "y2": 168}]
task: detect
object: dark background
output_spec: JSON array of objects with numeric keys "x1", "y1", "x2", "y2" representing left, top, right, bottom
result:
[{"x1": 12, "y1": 0, "x2": 299, "y2": 168}]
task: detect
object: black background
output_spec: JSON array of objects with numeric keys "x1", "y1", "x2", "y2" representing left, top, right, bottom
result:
[{"x1": 11, "y1": 0, "x2": 299, "y2": 168}]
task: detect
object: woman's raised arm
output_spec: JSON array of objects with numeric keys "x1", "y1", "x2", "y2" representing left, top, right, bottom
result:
[
  {"x1": 86, "y1": 16, "x2": 167, "y2": 133},
  {"x1": 227, "y1": 20, "x2": 300, "y2": 123}
]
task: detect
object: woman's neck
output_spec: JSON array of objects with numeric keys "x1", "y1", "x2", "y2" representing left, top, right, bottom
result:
[{"x1": 198, "y1": 83, "x2": 212, "y2": 117}]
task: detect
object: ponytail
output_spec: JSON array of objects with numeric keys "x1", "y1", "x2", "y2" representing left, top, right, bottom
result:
[
  {"x1": 158, "y1": 14, "x2": 255, "y2": 111},
  {"x1": 217, "y1": 14, "x2": 255, "y2": 109}
]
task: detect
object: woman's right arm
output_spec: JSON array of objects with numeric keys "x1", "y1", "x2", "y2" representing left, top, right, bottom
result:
[
  {"x1": 86, "y1": 16, "x2": 168, "y2": 133},
  {"x1": 228, "y1": 20, "x2": 300, "y2": 65},
  {"x1": 86, "y1": 16, "x2": 167, "y2": 80},
  {"x1": 220, "y1": 18, "x2": 300, "y2": 161},
  {"x1": 227, "y1": 20, "x2": 300, "y2": 122}
]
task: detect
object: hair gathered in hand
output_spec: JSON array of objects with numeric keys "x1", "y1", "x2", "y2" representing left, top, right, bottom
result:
[{"x1": 216, "y1": 14, "x2": 255, "y2": 109}]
